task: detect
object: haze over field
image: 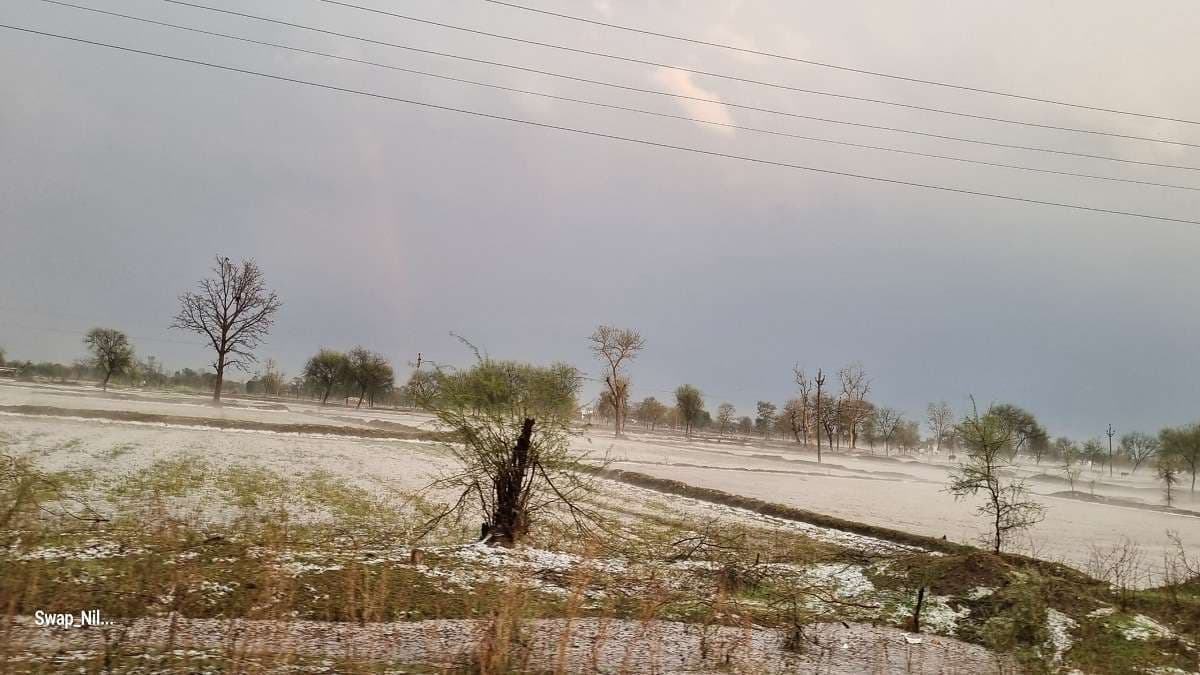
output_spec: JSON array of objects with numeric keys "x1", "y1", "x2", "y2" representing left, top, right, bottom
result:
[{"x1": 4, "y1": 0, "x2": 1200, "y2": 437}]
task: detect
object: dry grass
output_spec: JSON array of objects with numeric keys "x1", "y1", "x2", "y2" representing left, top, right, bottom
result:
[{"x1": 2, "y1": 434, "x2": 1198, "y2": 673}]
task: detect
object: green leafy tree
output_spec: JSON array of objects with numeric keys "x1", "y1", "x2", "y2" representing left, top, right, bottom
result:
[
  {"x1": 1158, "y1": 454, "x2": 1183, "y2": 506},
  {"x1": 674, "y1": 385, "x2": 704, "y2": 437},
  {"x1": 948, "y1": 400, "x2": 1045, "y2": 554},
  {"x1": 420, "y1": 355, "x2": 589, "y2": 546},
  {"x1": 990, "y1": 403, "x2": 1049, "y2": 462},
  {"x1": 635, "y1": 396, "x2": 666, "y2": 430},
  {"x1": 303, "y1": 348, "x2": 349, "y2": 405},
  {"x1": 346, "y1": 347, "x2": 394, "y2": 409},
  {"x1": 1159, "y1": 424, "x2": 1200, "y2": 492},
  {"x1": 83, "y1": 327, "x2": 135, "y2": 391}
]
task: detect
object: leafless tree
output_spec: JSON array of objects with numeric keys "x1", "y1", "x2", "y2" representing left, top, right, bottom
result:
[
  {"x1": 791, "y1": 365, "x2": 814, "y2": 445},
  {"x1": 83, "y1": 327, "x2": 135, "y2": 391},
  {"x1": 1120, "y1": 432, "x2": 1159, "y2": 473},
  {"x1": 717, "y1": 403, "x2": 736, "y2": 438},
  {"x1": 838, "y1": 362, "x2": 872, "y2": 448},
  {"x1": 872, "y1": 407, "x2": 903, "y2": 456},
  {"x1": 926, "y1": 401, "x2": 953, "y2": 454},
  {"x1": 588, "y1": 325, "x2": 645, "y2": 437},
  {"x1": 172, "y1": 256, "x2": 281, "y2": 402},
  {"x1": 948, "y1": 398, "x2": 1045, "y2": 554},
  {"x1": 782, "y1": 398, "x2": 807, "y2": 445}
]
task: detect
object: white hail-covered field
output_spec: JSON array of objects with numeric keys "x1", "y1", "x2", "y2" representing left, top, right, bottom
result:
[{"x1": 3, "y1": 378, "x2": 1199, "y2": 581}]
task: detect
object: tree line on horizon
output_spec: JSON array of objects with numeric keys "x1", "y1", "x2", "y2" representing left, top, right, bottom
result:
[{"x1": 3, "y1": 255, "x2": 1198, "y2": 501}]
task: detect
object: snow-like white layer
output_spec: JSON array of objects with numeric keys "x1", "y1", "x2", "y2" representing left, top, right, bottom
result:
[
  {"x1": 1045, "y1": 608, "x2": 1077, "y2": 664},
  {"x1": 1121, "y1": 614, "x2": 1176, "y2": 641}
]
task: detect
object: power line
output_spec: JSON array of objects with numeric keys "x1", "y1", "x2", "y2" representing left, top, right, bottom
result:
[
  {"x1": 311, "y1": 0, "x2": 1200, "y2": 149},
  {"x1": 37, "y1": 0, "x2": 1200, "y2": 193},
  {"x1": 92, "y1": 0, "x2": 1200, "y2": 173},
  {"x1": 483, "y1": 0, "x2": 1200, "y2": 127},
  {"x1": 5, "y1": 23, "x2": 1198, "y2": 227}
]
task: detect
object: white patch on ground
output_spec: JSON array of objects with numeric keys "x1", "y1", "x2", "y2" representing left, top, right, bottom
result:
[
  {"x1": 1088, "y1": 606, "x2": 1116, "y2": 618},
  {"x1": 804, "y1": 563, "x2": 874, "y2": 597},
  {"x1": 890, "y1": 594, "x2": 971, "y2": 636},
  {"x1": 14, "y1": 539, "x2": 143, "y2": 561},
  {"x1": 967, "y1": 586, "x2": 995, "y2": 599},
  {"x1": 1045, "y1": 608, "x2": 1076, "y2": 664},
  {"x1": 1121, "y1": 614, "x2": 1176, "y2": 641}
]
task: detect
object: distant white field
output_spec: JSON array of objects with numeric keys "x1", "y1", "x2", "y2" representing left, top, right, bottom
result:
[{"x1": 3, "y1": 379, "x2": 1198, "y2": 581}]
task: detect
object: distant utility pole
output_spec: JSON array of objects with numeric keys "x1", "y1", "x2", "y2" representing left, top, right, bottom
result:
[
  {"x1": 1106, "y1": 424, "x2": 1116, "y2": 476},
  {"x1": 815, "y1": 368, "x2": 826, "y2": 463}
]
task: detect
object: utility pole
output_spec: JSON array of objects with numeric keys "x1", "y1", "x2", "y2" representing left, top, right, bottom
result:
[
  {"x1": 815, "y1": 368, "x2": 826, "y2": 463},
  {"x1": 1106, "y1": 424, "x2": 1116, "y2": 477}
]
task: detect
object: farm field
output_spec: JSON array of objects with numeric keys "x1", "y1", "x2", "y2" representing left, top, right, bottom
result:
[{"x1": 3, "y1": 379, "x2": 1199, "y2": 673}]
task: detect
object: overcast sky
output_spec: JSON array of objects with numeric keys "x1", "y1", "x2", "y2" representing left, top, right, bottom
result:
[{"x1": 2, "y1": 0, "x2": 1198, "y2": 438}]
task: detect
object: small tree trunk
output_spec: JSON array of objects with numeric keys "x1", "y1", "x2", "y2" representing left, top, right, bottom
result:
[
  {"x1": 490, "y1": 418, "x2": 535, "y2": 547},
  {"x1": 213, "y1": 355, "x2": 225, "y2": 403},
  {"x1": 101, "y1": 370, "x2": 111, "y2": 391},
  {"x1": 911, "y1": 587, "x2": 926, "y2": 633}
]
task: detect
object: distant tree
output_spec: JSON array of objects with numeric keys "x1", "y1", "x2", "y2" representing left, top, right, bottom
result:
[
  {"x1": 989, "y1": 404, "x2": 1048, "y2": 461},
  {"x1": 1058, "y1": 438, "x2": 1082, "y2": 492},
  {"x1": 717, "y1": 403, "x2": 736, "y2": 437},
  {"x1": 792, "y1": 366, "x2": 814, "y2": 444},
  {"x1": 596, "y1": 391, "x2": 617, "y2": 423},
  {"x1": 818, "y1": 396, "x2": 838, "y2": 459},
  {"x1": 83, "y1": 327, "x2": 135, "y2": 391},
  {"x1": 1158, "y1": 454, "x2": 1183, "y2": 507},
  {"x1": 420, "y1": 356, "x2": 590, "y2": 547},
  {"x1": 674, "y1": 384, "x2": 704, "y2": 437},
  {"x1": 0, "y1": 347, "x2": 5, "y2": 366},
  {"x1": 589, "y1": 325, "x2": 645, "y2": 437},
  {"x1": 754, "y1": 401, "x2": 778, "y2": 440},
  {"x1": 1120, "y1": 432, "x2": 1159, "y2": 473},
  {"x1": 926, "y1": 401, "x2": 954, "y2": 454},
  {"x1": 1082, "y1": 438, "x2": 1107, "y2": 472},
  {"x1": 737, "y1": 416, "x2": 753, "y2": 437},
  {"x1": 895, "y1": 420, "x2": 921, "y2": 452},
  {"x1": 871, "y1": 407, "x2": 903, "y2": 455},
  {"x1": 948, "y1": 399, "x2": 1045, "y2": 554},
  {"x1": 837, "y1": 362, "x2": 872, "y2": 448},
  {"x1": 400, "y1": 368, "x2": 441, "y2": 408},
  {"x1": 636, "y1": 396, "x2": 666, "y2": 430},
  {"x1": 1159, "y1": 424, "x2": 1200, "y2": 492},
  {"x1": 782, "y1": 398, "x2": 808, "y2": 444},
  {"x1": 304, "y1": 348, "x2": 349, "y2": 405},
  {"x1": 172, "y1": 255, "x2": 282, "y2": 402},
  {"x1": 346, "y1": 347, "x2": 394, "y2": 408},
  {"x1": 257, "y1": 359, "x2": 286, "y2": 397}
]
